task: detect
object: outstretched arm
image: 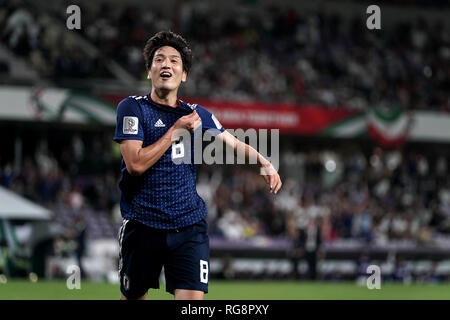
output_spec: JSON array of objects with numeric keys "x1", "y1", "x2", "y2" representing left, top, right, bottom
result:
[{"x1": 216, "y1": 130, "x2": 282, "y2": 194}]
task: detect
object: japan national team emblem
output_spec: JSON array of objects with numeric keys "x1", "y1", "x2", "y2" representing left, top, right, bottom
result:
[{"x1": 123, "y1": 116, "x2": 138, "y2": 134}]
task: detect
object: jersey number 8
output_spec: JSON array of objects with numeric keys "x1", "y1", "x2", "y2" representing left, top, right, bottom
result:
[
  {"x1": 171, "y1": 136, "x2": 184, "y2": 160},
  {"x1": 200, "y1": 260, "x2": 208, "y2": 284}
]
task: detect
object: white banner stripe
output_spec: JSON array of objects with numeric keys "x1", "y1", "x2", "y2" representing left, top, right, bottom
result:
[{"x1": 368, "y1": 112, "x2": 409, "y2": 139}]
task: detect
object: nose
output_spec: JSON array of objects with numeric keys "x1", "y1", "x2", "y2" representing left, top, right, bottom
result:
[{"x1": 161, "y1": 57, "x2": 171, "y2": 68}]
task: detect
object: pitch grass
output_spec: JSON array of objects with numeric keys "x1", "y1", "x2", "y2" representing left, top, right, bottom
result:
[{"x1": 0, "y1": 279, "x2": 449, "y2": 300}]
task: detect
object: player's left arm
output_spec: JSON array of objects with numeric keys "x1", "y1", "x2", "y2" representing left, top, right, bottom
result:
[{"x1": 216, "y1": 130, "x2": 282, "y2": 194}]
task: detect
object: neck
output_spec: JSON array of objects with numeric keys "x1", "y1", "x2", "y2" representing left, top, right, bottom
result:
[{"x1": 150, "y1": 88, "x2": 179, "y2": 107}]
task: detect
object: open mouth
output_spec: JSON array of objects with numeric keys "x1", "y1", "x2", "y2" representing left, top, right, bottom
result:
[{"x1": 160, "y1": 72, "x2": 172, "y2": 79}]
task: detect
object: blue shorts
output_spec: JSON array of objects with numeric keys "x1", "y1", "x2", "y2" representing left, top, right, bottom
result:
[{"x1": 118, "y1": 218, "x2": 210, "y2": 299}]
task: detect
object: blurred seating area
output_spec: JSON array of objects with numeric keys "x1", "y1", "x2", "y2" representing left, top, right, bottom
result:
[
  {"x1": 200, "y1": 146, "x2": 450, "y2": 249},
  {"x1": 0, "y1": 0, "x2": 448, "y2": 111},
  {"x1": 0, "y1": 0, "x2": 111, "y2": 80},
  {"x1": 1, "y1": 140, "x2": 450, "y2": 250}
]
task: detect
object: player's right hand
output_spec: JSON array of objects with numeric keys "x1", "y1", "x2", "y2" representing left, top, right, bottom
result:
[{"x1": 173, "y1": 110, "x2": 201, "y2": 132}]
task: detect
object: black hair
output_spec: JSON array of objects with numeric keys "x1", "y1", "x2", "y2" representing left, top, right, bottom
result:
[{"x1": 143, "y1": 30, "x2": 192, "y2": 73}]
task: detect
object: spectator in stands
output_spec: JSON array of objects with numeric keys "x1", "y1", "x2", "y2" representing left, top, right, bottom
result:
[{"x1": 0, "y1": 0, "x2": 448, "y2": 111}]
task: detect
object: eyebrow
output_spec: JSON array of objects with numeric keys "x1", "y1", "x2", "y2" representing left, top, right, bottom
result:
[{"x1": 154, "y1": 54, "x2": 181, "y2": 59}]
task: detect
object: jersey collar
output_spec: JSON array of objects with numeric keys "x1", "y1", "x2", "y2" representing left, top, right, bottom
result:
[{"x1": 147, "y1": 94, "x2": 191, "y2": 114}]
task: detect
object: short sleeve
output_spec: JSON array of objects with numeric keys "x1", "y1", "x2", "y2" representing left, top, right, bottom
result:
[
  {"x1": 113, "y1": 97, "x2": 144, "y2": 143},
  {"x1": 196, "y1": 105, "x2": 225, "y2": 136}
]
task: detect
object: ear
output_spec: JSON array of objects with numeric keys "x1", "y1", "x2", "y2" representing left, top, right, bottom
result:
[
  {"x1": 147, "y1": 69, "x2": 151, "y2": 80},
  {"x1": 181, "y1": 70, "x2": 187, "y2": 83}
]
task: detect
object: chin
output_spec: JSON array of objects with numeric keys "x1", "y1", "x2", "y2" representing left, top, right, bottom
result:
[
  {"x1": 155, "y1": 85, "x2": 176, "y2": 95},
  {"x1": 159, "y1": 82, "x2": 179, "y2": 91}
]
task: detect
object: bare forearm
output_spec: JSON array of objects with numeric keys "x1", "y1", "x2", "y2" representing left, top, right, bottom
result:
[
  {"x1": 235, "y1": 139, "x2": 270, "y2": 167},
  {"x1": 218, "y1": 130, "x2": 281, "y2": 193},
  {"x1": 125, "y1": 127, "x2": 175, "y2": 175},
  {"x1": 139, "y1": 127, "x2": 175, "y2": 167}
]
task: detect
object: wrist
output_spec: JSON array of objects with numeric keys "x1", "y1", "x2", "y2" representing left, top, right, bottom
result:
[
  {"x1": 258, "y1": 156, "x2": 271, "y2": 168},
  {"x1": 166, "y1": 127, "x2": 178, "y2": 142}
]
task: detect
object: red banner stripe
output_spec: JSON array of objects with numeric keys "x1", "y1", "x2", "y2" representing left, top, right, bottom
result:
[{"x1": 100, "y1": 94, "x2": 356, "y2": 135}]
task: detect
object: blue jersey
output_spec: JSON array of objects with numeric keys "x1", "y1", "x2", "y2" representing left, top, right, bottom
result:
[{"x1": 113, "y1": 94, "x2": 225, "y2": 229}]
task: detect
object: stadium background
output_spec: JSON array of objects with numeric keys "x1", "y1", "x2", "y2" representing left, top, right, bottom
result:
[{"x1": 0, "y1": 0, "x2": 449, "y2": 299}]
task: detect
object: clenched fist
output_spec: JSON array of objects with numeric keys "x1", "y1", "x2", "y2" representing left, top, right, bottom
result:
[{"x1": 173, "y1": 110, "x2": 202, "y2": 132}]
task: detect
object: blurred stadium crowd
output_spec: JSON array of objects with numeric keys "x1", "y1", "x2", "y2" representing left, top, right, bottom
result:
[
  {"x1": 2, "y1": 137, "x2": 450, "y2": 250},
  {"x1": 0, "y1": 0, "x2": 448, "y2": 111}
]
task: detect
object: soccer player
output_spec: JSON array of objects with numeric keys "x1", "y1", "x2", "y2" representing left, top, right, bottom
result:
[{"x1": 114, "y1": 30, "x2": 282, "y2": 300}]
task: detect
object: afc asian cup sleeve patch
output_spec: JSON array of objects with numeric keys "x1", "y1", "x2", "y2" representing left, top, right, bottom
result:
[{"x1": 123, "y1": 116, "x2": 139, "y2": 134}]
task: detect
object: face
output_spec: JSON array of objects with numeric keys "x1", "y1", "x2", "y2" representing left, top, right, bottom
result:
[{"x1": 147, "y1": 46, "x2": 187, "y2": 92}]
